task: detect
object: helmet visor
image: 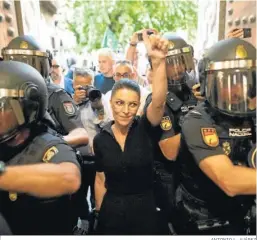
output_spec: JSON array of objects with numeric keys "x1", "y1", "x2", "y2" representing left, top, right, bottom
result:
[
  {"x1": 206, "y1": 68, "x2": 256, "y2": 116},
  {"x1": 3, "y1": 54, "x2": 49, "y2": 79},
  {"x1": 166, "y1": 49, "x2": 195, "y2": 81},
  {"x1": 0, "y1": 98, "x2": 20, "y2": 142}
]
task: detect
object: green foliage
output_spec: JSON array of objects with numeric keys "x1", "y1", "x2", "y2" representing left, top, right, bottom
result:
[{"x1": 64, "y1": 0, "x2": 198, "y2": 51}]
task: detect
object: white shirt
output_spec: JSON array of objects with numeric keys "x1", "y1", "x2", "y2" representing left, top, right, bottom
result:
[{"x1": 79, "y1": 96, "x2": 112, "y2": 148}]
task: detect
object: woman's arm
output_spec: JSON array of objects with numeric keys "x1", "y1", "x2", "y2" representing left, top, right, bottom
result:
[
  {"x1": 143, "y1": 31, "x2": 168, "y2": 126},
  {"x1": 94, "y1": 172, "x2": 106, "y2": 210}
]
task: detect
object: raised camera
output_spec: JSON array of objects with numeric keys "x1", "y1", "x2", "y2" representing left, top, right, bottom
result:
[
  {"x1": 137, "y1": 30, "x2": 154, "y2": 41},
  {"x1": 79, "y1": 86, "x2": 102, "y2": 102}
]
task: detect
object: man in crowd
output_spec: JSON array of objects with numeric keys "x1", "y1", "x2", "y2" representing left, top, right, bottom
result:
[
  {"x1": 94, "y1": 48, "x2": 115, "y2": 94},
  {"x1": 105, "y1": 60, "x2": 150, "y2": 117},
  {"x1": 50, "y1": 57, "x2": 74, "y2": 95}
]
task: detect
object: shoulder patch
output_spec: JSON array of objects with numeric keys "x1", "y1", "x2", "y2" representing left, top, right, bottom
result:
[
  {"x1": 63, "y1": 102, "x2": 75, "y2": 115},
  {"x1": 42, "y1": 146, "x2": 59, "y2": 163},
  {"x1": 201, "y1": 128, "x2": 219, "y2": 147},
  {"x1": 160, "y1": 116, "x2": 172, "y2": 131}
]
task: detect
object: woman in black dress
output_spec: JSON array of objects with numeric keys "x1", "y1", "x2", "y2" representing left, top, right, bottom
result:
[{"x1": 93, "y1": 30, "x2": 169, "y2": 235}]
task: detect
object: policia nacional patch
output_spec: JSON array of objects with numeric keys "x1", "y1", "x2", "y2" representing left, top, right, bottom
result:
[
  {"x1": 201, "y1": 128, "x2": 219, "y2": 147},
  {"x1": 42, "y1": 146, "x2": 59, "y2": 163},
  {"x1": 160, "y1": 116, "x2": 172, "y2": 131}
]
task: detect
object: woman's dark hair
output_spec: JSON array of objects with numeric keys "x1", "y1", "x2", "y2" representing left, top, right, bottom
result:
[{"x1": 111, "y1": 79, "x2": 141, "y2": 99}]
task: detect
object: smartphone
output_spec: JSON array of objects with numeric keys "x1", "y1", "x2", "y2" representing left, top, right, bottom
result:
[
  {"x1": 231, "y1": 28, "x2": 251, "y2": 38},
  {"x1": 137, "y1": 30, "x2": 154, "y2": 41},
  {"x1": 243, "y1": 28, "x2": 251, "y2": 38}
]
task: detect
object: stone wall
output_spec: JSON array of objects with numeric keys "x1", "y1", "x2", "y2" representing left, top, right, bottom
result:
[
  {"x1": 225, "y1": 0, "x2": 256, "y2": 47},
  {"x1": 195, "y1": 0, "x2": 256, "y2": 58},
  {"x1": 0, "y1": 0, "x2": 18, "y2": 51},
  {"x1": 1, "y1": 0, "x2": 75, "y2": 56}
]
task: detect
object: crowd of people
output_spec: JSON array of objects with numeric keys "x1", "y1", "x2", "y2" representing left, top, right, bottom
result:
[{"x1": 0, "y1": 27, "x2": 256, "y2": 235}]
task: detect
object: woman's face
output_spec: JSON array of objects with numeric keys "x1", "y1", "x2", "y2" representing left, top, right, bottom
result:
[{"x1": 110, "y1": 88, "x2": 140, "y2": 127}]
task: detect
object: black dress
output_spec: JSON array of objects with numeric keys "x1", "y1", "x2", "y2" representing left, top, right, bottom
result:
[{"x1": 93, "y1": 115, "x2": 160, "y2": 235}]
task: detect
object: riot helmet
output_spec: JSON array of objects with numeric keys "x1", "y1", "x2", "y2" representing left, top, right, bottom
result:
[
  {"x1": 162, "y1": 32, "x2": 195, "y2": 98},
  {"x1": 204, "y1": 38, "x2": 256, "y2": 117},
  {"x1": 1, "y1": 35, "x2": 51, "y2": 79},
  {"x1": 0, "y1": 61, "x2": 48, "y2": 143}
]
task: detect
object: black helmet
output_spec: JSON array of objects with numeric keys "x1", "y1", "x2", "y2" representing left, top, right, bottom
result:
[
  {"x1": 162, "y1": 32, "x2": 195, "y2": 82},
  {"x1": 162, "y1": 32, "x2": 195, "y2": 99},
  {"x1": 204, "y1": 38, "x2": 256, "y2": 118},
  {"x1": 1, "y1": 35, "x2": 51, "y2": 79},
  {"x1": 0, "y1": 61, "x2": 48, "y2": 143}
]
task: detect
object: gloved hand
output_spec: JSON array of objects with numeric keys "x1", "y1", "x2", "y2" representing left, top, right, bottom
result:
[{"x1": 73, "y1": 218, "x2": 90, "y2": 235}]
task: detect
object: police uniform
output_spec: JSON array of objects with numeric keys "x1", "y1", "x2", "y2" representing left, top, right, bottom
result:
[
  {"x1": 144, "y1": 33, "x2": 197, "y2": 230},
  {"x1": 175, "y1": 102, "x2": 256, "y2": 234},
  {"x1": 0, "y1": 61, "x2": 82, "y2": 235},
  {"x1": 0, "y1": 126, "x2": 80, "y2": 235},
  {"x1": 47, "y1": 82, "x2": 84, "y2": 135},
  {"x1": 174, "y1": 38, "x2": 256, "y2": 235}
]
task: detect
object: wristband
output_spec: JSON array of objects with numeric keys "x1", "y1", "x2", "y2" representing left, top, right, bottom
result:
[{"x1": 129, "y1": 42, "x2": 137, "y2": 47}]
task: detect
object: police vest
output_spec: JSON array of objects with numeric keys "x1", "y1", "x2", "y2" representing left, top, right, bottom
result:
[
  {"x1": 1, "y1": 128, "x2": 78, "y2": 234},
  {"x1": 178, "y1": 107, "x2": 255, "y2": 225},
  {"x1": 166, "y1": 91, "x2": 198, "y2": 134},
  {"x1": 47, "y1": 83, "x2": 70, "y2": 135}
]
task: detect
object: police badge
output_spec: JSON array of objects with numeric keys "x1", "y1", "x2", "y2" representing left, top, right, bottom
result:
[
  {"x1": 63, "y1": 102, "x2": 75, "y2": 115},
  {"x1": 160, "y1": 116, "x2": 172, "y2": 131},
  {"x1": 222, "y1": 141, "x2": 231, "y2": 156},
  {"x1": 20, "y1": 41, "x2": 28, "y2": 49},
  {"x1": 236, "y1": 45, "x2": 248, "y2": 59},
  {"x1": 9, "y1": 192, "x2": 17, "y2": 201},
  {"x1": 168, "y1": 41, "x2": 175, "y2": 49},
  {"x1": 201, "y1": 128, "x2": 219, "y2": 147},
  {"x1": 42, "y1": 146, "x2": 59, "y2": 163}
]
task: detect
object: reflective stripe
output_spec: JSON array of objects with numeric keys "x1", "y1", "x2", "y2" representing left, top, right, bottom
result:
[
  {"x1": 0, "y1": 89, "x2": 24, "y2": 98},
  {"x1": 207, "y1": 59, "x2": 255, "y2": 71},
  {"x1": 2, "y1": 49, "x2": 49, "y2": 57}
]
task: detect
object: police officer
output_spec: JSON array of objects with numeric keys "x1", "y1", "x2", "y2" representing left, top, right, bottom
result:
[
  {"x1": 144, "y1": 33, "x2": 197, "y2": 233},
  {"x1": 174, "y1": 38, "x2": 256, "y2": 235},
  {"x1": 0, "y1": 61, "x2": 81, "y2": 234},
  {"x1": 1, "y1": 35, "x2": 88, "y2": 147}
]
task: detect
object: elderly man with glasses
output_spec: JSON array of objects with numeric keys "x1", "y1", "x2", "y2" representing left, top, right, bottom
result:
[{"x1": 104, "y1": 60, "x2": 150, "y2": 117}]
